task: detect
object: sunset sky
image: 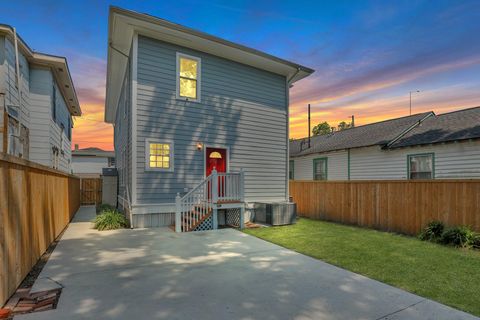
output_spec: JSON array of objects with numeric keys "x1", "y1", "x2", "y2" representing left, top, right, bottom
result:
[{"x1": 2, "y1": 1, "x2": 479, "y2": 150}]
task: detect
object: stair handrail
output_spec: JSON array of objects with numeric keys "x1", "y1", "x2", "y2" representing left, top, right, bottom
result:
[{"x1": 175, "y1": 168, "x2": 245, "y2": 232}]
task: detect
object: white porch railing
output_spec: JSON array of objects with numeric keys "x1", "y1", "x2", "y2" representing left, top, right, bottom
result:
[{"x1": 175, "y1": 168, "x2": 245, "y2": 232}]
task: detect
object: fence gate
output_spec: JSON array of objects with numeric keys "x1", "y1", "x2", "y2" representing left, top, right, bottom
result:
[{"x1": 81, "y1": 178, "x2": 102, "y2": 205}]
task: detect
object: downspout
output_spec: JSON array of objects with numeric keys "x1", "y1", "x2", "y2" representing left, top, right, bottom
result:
[
  {"x1": 285, "y1": 68, "x2": 301, "y2": 202},
  {"x1": 13, "y1": 28, "x2": 21, "y2": 98}
]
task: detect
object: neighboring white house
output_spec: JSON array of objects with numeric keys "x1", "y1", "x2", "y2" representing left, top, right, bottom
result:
[
  {"x1": 71, "y1": 146, "x2": 115, "y2": 178},
  {"x1": 0, "y1": 24, "x2": 81, "y2": 173},
  {"x1": 105, "y1": 7, "x2": 314, "y2": 230},
  {"x1": 290, "y1": 107, "x2": 480, "y2": 181}
]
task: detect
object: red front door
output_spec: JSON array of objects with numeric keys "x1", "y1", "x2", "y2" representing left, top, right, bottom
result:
[{"x1": 206, "y1": 147, "x2": 227, "y2": 176}]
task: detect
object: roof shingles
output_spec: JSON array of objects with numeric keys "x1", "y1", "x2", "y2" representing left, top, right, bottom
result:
[
  {"x1": 290, "y1": 112, "x2": 432, "y2": 157},
  {"x1": 389, "y1": 106, "x2": 480, "y2": 148}
]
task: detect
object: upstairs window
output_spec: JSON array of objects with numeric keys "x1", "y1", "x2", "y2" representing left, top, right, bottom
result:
[
  {"x1": 145, "y1": 139, "x2": 174, "y2": 171},
  {"x1": 313, "y1": 158, "x2": 328, "y2": 181},
  {"x1": 176, "y1": 53, "x2": 201, "y2": 102},
  {"x1": 408, "y1": 153, "x2": 434, "y2": 180}
]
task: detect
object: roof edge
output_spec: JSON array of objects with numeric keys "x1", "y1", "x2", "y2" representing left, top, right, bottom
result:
[
  {"x1": 0, "y1": 24, "x2": 81, "y2": 116},
  {"x1": 109, "y1": 6, "x2": 315, "y2": 75}
]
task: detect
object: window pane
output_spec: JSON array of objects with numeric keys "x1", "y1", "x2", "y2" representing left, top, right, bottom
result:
[
  {"x1": 409, "y1": 154, "x2": 433, "y2": 179},
  {"x1": 179, "y1": 78, "x2": 197, "y2": 99},
  {"x1": 148, "y1": 143, "x2": 171, "y2": 169},
  {"x1": 180, "y1": 58, "x2": 197, "y2": 79},
  {"x1": 314, "y1": 160, "x2": 327, "y2": 180},
  {"x1": 410, "y1": 172, "x2": 432, "y2": 180}
]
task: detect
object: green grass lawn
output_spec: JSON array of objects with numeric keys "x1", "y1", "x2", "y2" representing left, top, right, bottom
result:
[{"x1": 243, "y1": 218, "x2": 480, "y2": 316}]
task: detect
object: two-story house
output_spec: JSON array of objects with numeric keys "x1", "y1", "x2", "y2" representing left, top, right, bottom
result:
[
  {"x1": 105, "y1": 7, "x2": 314, "y2": 230},
  {"x1": 0, "y1": 24, "x2": 81, "y2": 173}
]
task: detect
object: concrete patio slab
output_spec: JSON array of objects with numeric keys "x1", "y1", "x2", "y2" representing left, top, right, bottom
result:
[{"x1": 17, "y1": 206, "x2": 478, "y2": 320}]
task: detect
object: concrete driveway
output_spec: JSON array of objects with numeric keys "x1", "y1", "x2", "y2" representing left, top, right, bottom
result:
[{"x1": 18, "y1": 206, "x2": 477, "y2": 320}]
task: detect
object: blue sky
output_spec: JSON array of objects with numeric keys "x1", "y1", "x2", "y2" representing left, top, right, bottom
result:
[{"x1": 2, "y1": 0, "x2": 479, "y2": 148}]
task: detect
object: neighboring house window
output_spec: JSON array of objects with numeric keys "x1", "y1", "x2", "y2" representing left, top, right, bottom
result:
[
  {"x1": 176, "y1": 53, "x2": 201, "y2": 101},
  {"x1": 289, "y1": 160, "x2": 294, "y2": 180},
  {"x1": 108, "y1": 157, "x2": 115, "y2": 167},
  {"x1": 145, "y1": 139, "x2": 173, "y2": 171},
  {"x1": 313, "y1": 158, "x2": 328, "y2": 180},
  {"x1": 52, "y1": 85, "x2": 57, "y2": 121},
  {"x1": 408, "y1": 153, "x2": 434, "y2": 180}
]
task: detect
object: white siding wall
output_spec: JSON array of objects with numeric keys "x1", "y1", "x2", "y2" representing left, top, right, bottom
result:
[
  {"x1": 350, "y1": 140, "x2": 480, "y2": 180},
  {"x1": 28, "y1": 67, "x2": 72, "y2": 173},
  {"x1": 292, "y1": 150, "x2": 349, "y2": 180},
  {"x1": 29, "y1": 68, "x2": 53, "y2": 166},
  {"x1": 72, "y1": 156, "x2": 110, "y2": 175}
]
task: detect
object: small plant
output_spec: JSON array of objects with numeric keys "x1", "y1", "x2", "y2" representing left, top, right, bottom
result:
[
  {"x1": 419, "y1": 221, "x2": 445, "y2": 242},
  {"x1": 96, "y1": 203, "x2": 115, "y2": 214},
  {"x1": 93, "y1": 209, "x2": 129, "y2": 231},
  {"x1": 440, "y1": 226, "x2": 474, "y2": 248}
]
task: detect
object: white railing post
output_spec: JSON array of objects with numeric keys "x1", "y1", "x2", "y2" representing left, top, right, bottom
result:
[
  {"x1": 175, "y1": 192, "x2": 181, "y2": 232},
  {"x1": 212, "y1": 168, "x2": 218, "y2": 204},
  {"x1": 211, "y1": 168, "x2": 218, "y2": 229},
  {"x1": 240, "y1": 168, "x2": 245, "y2": 202}
]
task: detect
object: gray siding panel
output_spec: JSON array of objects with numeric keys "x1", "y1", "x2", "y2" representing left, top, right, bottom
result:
[
  {"x1": 4, "y1": 37, "x2": 30, "y2": 128},
  {"x1": 135, "y1": 35, "x2": 287, "y2": 205},
  {"x1": 114, "y1": 54, "x2": 132, "y2": 204}
]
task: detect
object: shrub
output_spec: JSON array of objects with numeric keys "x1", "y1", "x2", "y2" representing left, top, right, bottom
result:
[
  {"x1": 440, "y1": 226, "x2": 474, "y2": 248},
  {"x1": 471, "y1": 233, "x2": 480, "y2": 250},
  {"x1": 93, "y1": 209, "x2": 129, "y2": 231},
  {"x1": 419, "y1": 221, "x2": 445, "y2": 242}
]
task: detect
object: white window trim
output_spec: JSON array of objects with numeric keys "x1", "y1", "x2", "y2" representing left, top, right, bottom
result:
[
  {"x1": 175, "y1": 52, "x2": 201, "y2": 103},
  {"x1": 145, "y1": 139, "x2": 174, "y2": 172}
]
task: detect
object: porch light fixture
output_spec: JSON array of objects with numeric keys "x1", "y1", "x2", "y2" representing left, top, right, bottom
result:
[{"x1": 196, "y1": 141, "x2": 203, "y2": 151}]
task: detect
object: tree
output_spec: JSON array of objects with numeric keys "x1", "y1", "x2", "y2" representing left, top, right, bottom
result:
[
  {"x1": 312, "y1": 121, "x2": 331, "y2": 136},
  {"x1": 337, "y1": 121, "x2": 352, "y2": 131}
]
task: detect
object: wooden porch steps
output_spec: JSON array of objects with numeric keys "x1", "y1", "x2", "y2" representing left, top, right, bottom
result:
[{"x1": 175, "y1": 205, "x2": 213, "y2": 232}]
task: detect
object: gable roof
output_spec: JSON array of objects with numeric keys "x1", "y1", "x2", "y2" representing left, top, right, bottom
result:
[
  {"x1": 389, "y1": 106, "x2": 480, "y2": 148},
  {"x1": 290, "y1": 112, "x2": 432, "y2": 157},
  {"x1": 0, "y1": 24, "x2": 81, "y2": 116},
  {"x1": 105, "y1": 6, "x2": 315, "y2": 123},
  {"x1": 72, "y1": 147, "x2": 114, "y2": 157}
]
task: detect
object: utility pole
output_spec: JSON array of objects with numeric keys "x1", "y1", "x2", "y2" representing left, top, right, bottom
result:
[
  {"x1": 308, "y1": 104, "x2": 311, "y2": 148},
  {"x1": 409, "y1": 90, "x2": 420, "y2": 115}
]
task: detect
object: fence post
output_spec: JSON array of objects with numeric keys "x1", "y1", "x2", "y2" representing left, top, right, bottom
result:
[{"x1": 175, "y1": 193, "x2": 181, "y2": 232}]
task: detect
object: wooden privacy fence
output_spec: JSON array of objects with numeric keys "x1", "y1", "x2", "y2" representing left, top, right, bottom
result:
[
  {"x1": 290, "y1": 180, "x2": 480, "y2": 236},
  {"x1": 80, "y1": 178, "x2": 102, "y2": 205},
  {"x1": 0, "y1": 154, "x2": 80, "y2": 306}
]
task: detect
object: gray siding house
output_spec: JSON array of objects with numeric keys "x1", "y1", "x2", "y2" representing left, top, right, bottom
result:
[
  {"x1": 0, "y1": 25, "x2": 81, "y2": 173},
  {"x1": 290, "y1": 107, "x2": 480, "y2": 181},
  {"x1": 105, "y1": 7, "x2": 313, "y2": 229}
]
